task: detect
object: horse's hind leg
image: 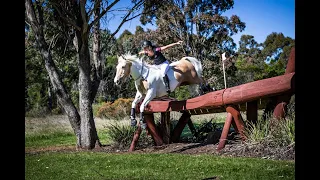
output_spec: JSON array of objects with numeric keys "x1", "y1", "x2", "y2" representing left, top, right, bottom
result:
[
  {"x1": 198, "y1": 82, "x2": 215, "y2": 95},
  {"x1": 196, "y1": 76, "x2": 216, "y2": 94},
  {"x1": 188, "y1": 84, "x2": 201, "y2": 97},
  {"x1": 191, "y1": 77, "x2": 209, "y2": 95}
]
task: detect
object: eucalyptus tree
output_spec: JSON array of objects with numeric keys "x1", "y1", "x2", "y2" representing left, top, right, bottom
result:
[
  {"x1": 138, "y1": 0, "x2": 246, "y2": 88},
  {"x1": 25, "y1": 0, "x2": 162, "y2": 149}
]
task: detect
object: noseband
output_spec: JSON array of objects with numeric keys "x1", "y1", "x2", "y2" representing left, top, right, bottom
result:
[{"x1": 121, "y1": 55, "x2": 144, "y2": 81}]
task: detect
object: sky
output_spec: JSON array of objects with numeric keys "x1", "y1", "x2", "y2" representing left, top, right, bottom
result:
[{"x1": 105, "y1": 0, "x2": 295, "y2": 48}]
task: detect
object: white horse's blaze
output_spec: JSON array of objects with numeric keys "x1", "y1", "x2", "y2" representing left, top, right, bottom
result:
[{"x1": 113, "y1": 53, "x2": 204, "y2": 115}]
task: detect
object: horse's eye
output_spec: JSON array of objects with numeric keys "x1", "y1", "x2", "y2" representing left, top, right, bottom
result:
[{"x1": 122, "y1": 66, "x2": 125, "y2": 68}]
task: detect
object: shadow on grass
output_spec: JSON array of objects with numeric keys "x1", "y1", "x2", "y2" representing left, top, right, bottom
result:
[{"x1": 169, "y1": 143, "x2": 206, "y2": 153}]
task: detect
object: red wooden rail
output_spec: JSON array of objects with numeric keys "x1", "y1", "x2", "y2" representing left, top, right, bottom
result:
[
  {"x1": 141, "y1": 72, "x2": 294, "y2": 113},
  {"x1": 129, "y1": 47, "x2": 295, "y2": 152}
]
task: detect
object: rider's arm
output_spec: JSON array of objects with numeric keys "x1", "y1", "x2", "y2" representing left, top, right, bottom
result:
[
  {"x1": 138, "y1": 50, "x2": 147, "y2": 55},
  {"x1": 160, "y1": 41, "x2": 183, "y2": 51}
]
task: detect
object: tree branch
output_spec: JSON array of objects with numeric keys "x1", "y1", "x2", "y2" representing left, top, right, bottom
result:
[
  {"x1": 89, "y1": 0, "x2": 120, "y2": 29},
  {"x1": 52, "y1": 3, "x2": 81, "y2": 31},
  {"x1": 48, "y1": 33, "x2": 60, "y2": 51},
  {"x1": 107, "y1": 1, "x2": 156, "y2": 41},
  {"x1": 80, "y1": 0, "x2": 88, "y2": 32},
  {"x1": 88, "y1": 0, "x2": 101, "y2": 19},
  {"x1": 26, "y1": 0, "x2": 40, "y2": 28},
  {"x1": 35, "y1": 0, "x2": 44, "y2": 26},
  {"x1": 51, "y1": 1, "x2": 77, "y2": 21}
]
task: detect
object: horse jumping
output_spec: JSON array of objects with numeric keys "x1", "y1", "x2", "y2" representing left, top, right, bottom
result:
[{"x1": 113, "y1": 53, "x2": 213, "y2": 128}]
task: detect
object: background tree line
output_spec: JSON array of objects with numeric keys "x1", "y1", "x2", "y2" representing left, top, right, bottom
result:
[{"x1": 25, "y1": 0, "x2": 294, "y2": 149}]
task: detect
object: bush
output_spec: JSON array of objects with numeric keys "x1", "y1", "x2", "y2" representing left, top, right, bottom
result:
[
  {"x1": 244, "y1": 99, "x2": 295, "y2": 147},
  {"x1": 92, "y1": 102, "x2": 104, "y2": 117},
  {"x1": 106, "y1": 122, "x2": 153, "y2": 149},
  {"x1": 96, "y1": 98, "x2": 133, "y2": 119}
]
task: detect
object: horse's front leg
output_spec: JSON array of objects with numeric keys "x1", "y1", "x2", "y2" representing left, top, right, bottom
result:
[
  {"x1": 139, "y1": 88, "x2": 156, "y2": 129},
  {"x1": 130, "y1": 91, "x2": 144, "y2": 126}
]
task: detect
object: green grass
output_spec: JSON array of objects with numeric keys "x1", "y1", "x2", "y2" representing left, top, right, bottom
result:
[
  {"x1": 25, "y1": 130, "x2": 111, "y2": 149},
  {"x1": 25, "y1": 152, "x2": 294, "y2": 180},
  {"x1": 25, "y1": 110, "x2": 295, "y2": 180},
  {"x1": 25, "y1": 131, "x2": 76, "y2": 148}
]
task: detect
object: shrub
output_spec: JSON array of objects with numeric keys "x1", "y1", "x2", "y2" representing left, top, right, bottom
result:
[
  {"x1": 96, "y1": 98, "x2": 133, "y2": 119},
  {"x1": 92, "y1": 102, "x2": 104, "y2": 117},
  {"x1": 106, "y1": 122, "x2": 153, "y2": 149},
  {"x1": 244, "y1": 99, "x2": 295, "y2": 147}
]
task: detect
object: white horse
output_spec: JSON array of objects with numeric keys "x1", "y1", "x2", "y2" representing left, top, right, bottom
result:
[{"x1": 113, "y1": 53, "x2": 212, "y2": 128}]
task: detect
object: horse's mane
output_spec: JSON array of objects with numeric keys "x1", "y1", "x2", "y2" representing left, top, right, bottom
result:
[{"x1": 121, "y1": 52, "x2": 155, "y2": 69}]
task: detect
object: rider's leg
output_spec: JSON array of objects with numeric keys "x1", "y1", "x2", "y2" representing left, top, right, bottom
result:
[{"x1": 160, "y1": 61, "x2": 170, "y2": 93}]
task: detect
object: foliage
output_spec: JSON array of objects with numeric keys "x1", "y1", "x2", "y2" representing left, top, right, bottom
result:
[
  {"x1": 26, "y1": 0, "x2": 295, "y2": 151},
  {"x1": 193, "y1": 119, "x2": 218, "y2": 142},
  {"x1": 136, "y1": 0, "x2": 246, "y2": 89},
  {"x1": 244, "y1": 101, "x2": 295, "y2": 147},
  {"x1": 106, "y1": 122, "x2": 153, "y2": 149},
  {"x1": 25, "y1": 39, "x2": 51, "y2": 115},
  {"x1": 25, "y1": 5, "x2": 78, "y2": 116},
  {"x1": 172, "y1": 86, "x2": 192, "y2": 100},
  {"x1": 96, "y1": 54, "x2": 136, "y2": 101},
  {"x1": 96, "y1": 98, "x2": 134, "y2": 119},
  {"x1": 234, "y1": 33, "x2": 294, "y2": 86}
]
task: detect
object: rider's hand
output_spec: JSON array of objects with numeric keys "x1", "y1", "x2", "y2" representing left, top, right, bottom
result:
[
  {"x1": 176, "y1": 41, "x2": 183, "y2": 45},
  {"x1": 138, "y1": 51, "x2": 145, "y2": 55}
]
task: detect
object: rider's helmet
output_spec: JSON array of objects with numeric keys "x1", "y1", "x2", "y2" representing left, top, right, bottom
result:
[{"x1": 142, "y1": 40, "x2": 153, "y2": 49}]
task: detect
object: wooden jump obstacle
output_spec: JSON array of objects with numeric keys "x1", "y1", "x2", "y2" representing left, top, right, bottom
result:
[{"x1": 129, "y1": 48, "x2": 295, "y2": 152}]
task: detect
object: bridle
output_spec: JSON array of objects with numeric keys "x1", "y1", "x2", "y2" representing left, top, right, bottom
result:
[{"x1": 121, "y1": 54, "x2": 144, "y2": 81}]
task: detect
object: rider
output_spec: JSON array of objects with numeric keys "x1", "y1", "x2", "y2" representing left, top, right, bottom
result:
[{"x1": 138, "y1": 40, "x2": 183, "y2": 94}]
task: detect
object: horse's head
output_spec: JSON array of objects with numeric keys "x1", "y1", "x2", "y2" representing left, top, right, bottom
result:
[{"x1": 114, "y1": 55, "x2": 132, "y2": 86}]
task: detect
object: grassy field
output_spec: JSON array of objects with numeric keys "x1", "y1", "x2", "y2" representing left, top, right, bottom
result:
[
  {"x1": 25, "y1": 112, "x2": 295, "y2": 180},
  {"x1": 25, "y1": 152, "x2": 294, "y2": 180}
]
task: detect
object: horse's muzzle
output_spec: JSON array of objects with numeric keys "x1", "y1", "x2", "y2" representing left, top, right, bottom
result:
[
  {"x1": 114, "y1": 80, "x2": 119, "y2": 86},
  {"x1": 114, "y1": 79, "x2": 123, "y2": 86}
]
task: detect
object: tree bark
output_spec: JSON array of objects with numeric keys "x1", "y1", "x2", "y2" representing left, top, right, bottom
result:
[
  {"x1": 91, "y1": 1, "x2": 103, "y2": 102},
  {"x1": 77, "y1": 34, "x2": 100, "y2": 149},
  {"x1": 25, "y1": 0, "x2": 81, "y2": 145},
  {"x1": 75, "y1": 1, "x2": 101, "y2": 148},
  {"x1": 27, "y1": 0, "x2": 146, "y2": 150}
]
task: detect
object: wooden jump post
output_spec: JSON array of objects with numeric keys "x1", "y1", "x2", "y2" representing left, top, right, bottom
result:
[{"x1": 129, "y1": 48, "x2": 295, "y2": 152}]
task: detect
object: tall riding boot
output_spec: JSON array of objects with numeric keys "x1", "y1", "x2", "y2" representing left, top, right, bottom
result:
[
  {"x1": 163, "y1": 74, "x2": 170, "y2": 94},
  {"x1": 130, "y1": 108, "x2": 137, "y2": 126}
]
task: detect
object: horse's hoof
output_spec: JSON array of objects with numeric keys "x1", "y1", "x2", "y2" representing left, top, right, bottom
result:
[
  {"x1": 141, "y1": 123, "x2": 147, "y2": 130},
  {"x1": 131, "y1": 119, "x2": 137, "y2": 126},
  {"x1": 140, "y1": 120, "x2": 147, "y2": 129}
]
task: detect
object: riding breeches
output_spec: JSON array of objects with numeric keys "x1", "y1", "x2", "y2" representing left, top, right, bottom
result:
[{"x1": 154, "y1": 60, "x2": 170, "y2": 77}]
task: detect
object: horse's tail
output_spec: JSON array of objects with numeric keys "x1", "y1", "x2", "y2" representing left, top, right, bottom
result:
[{"x1": 182, "y1": 57, "x2": 203, "y2": 78}]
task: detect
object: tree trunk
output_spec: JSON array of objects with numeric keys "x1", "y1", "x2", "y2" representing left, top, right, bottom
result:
[
  {"x1": 25, "y1": 0, "x2": 81, "y2": 146},
  {"x1": 91, "y1": 2, "x2": 103, "y2": 102},
  {"x1": 48, "y1": 84, "x2": 52, "y2": 111},
  {"x1": 75, "y1": 24, "x2": 100, "y2": 149}
]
